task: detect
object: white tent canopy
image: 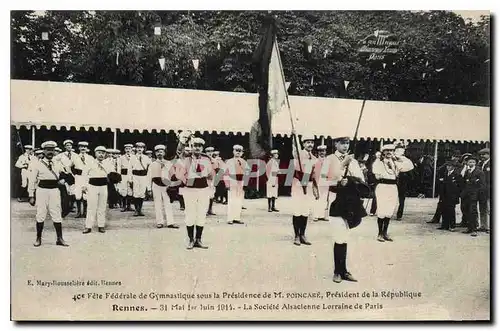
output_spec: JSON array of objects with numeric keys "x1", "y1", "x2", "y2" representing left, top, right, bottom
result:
[{"x1": 11, "y1": 80, "x2": 489, "y2": 142}]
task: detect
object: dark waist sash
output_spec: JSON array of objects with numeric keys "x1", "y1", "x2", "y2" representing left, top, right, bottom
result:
[
  {"x1": 132, "y1": 170, "x2": 148, "y2": 176},
  {"x1": 294, "y1": 171, "x2": 313, "y2": 182},
  {"x1": 329, "y1": 185, "x2": 339, "y2": 193},
  {"x1": 38, "y1": 180, "x2": 59, "y2": 189},
  {"x1": 229, "y1": 174, "x2": 244, "y2": 181},
  {"x1": 378, "y1": 178, "x2": 397, "y2": 185},
  {"x1": 121, "y1": 169, "x2": 128, "y2": 175},
  {"x1": 152, "y1": 177, "x2": 166, "y2": 187},
  {"x1": 89, "y1": 177, "x2": 108, "y2": 186},
  {"x1": 72, "y1": 168, "x2": 83, "y2": 176},
  {"x1": 186, "y1": 177, "x2": 209, "y2": 189}
]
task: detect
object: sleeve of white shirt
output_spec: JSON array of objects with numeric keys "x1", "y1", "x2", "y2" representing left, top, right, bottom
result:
[
  {"x1": 15, "y1": 155, "x2": 26, "y2": 169},
  {"x1": 395, "y1": 156, "x2": 414, "y2": 173},
  {"x1": 348, "y1": 160, "x2": 365, "y2": 182},
  {"x1": 372, "y1": 159, "x2": 386, "y2": 180},
  {"x1": 28, "y1": 162, "x2": 39, "y2": 197}
]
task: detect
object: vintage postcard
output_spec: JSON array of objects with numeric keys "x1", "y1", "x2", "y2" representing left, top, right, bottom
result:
[{"x1": 10, "y1": 10, "x2": 490, "y2": 321}]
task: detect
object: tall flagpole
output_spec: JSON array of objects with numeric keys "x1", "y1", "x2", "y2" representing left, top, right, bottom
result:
[{"x1": 274, "y1": 37, "x2": 304, "y2": 175}]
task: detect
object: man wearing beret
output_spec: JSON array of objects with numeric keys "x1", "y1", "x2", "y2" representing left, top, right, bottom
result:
[
  {"x1": 461, "y1": 155, "x2": 485, "y2": 237},
  {"x1": 15, "y1": 144, "x2": 34, "y2": 202},
  {"x1": 128, "y1": 142, "x2": 152, "y2": 216},
  {"x1": 28, "y1": 141, "x2": 69, "y2": 247},
  {"x1": 478, "y1": 148, "x2": 490, "y2": 233}
]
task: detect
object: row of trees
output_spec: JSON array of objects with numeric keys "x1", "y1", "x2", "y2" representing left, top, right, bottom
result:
[{"x1": 11, "y1": 10, "x2": 490, "y2": 106}]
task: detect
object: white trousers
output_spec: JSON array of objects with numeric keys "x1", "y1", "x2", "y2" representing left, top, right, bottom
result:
[
  {"x1": 35, "y1": 188, "x2": 62, "y2": 223},
  {"x1": 21, "y1": 168, "x2": 29, "y2": 188},
  {"x1": 266, "y1": 182, "x2": 278, "y2": 198},
  {"x1": 292, "y1": 182, "x2": 316, "y2": 216},
  {"x1": 133, "y1": 175, "x2": 148, "y2": 198},
  {"x1": 152, "y1": 183, "x2": 174, "y2": 225},
  {"x1": 183, "y1": 187, "x2": 211, "y2": 226},
  {"x1": 375, "y1": 184, "x2": 398, "y2": 218},
  {"x1": 74, "y1": 175, "x2": 87, "y2": 200},
  {"x1": 227, "y1": 184, "x2": 245, "y2": 222},
  {"x1": 117, "y1": 174, "x2": 133, "y2": 196},
  {"x1": 313, "y1": 186, "x2": 329, "y2": 219},
  {"x1": 85, "y1": 184, "x2": 108, "y2": 228}
]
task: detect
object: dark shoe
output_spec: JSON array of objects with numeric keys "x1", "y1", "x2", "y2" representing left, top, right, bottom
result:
[
  {"x1": 449, "y1": 228, "x2": 455, "y2": 232},
  {"x1": 56, "y1": 238, "x2": 69, "y2": 246},
  {"x1": 462, "y1": 229, "x2": 473, "y2": 234},
  {"x1": 180, "y1": 207, "x2": 185, "y2": 211},
  {"x1": 233, "y1": 220, "x2": 244, "y2": 224},
  {"x1": 342, "y1": 272, "x2": 358, "y2": 282},
  {"x1": 299, "y1": 235, "x2": 311, "y2": 245},
  {"x1": 222, "y1": 201, "x2": 227, "y2": 205},
  {"x1": 396, "y1": 218, "x2": 402, "y2": 221},
  {"x1": 293, "y1": 236, "x2": 301, "y2": 246},
  {"x1": 485, "y1": 229, "x2": 490, "y2": 234},
  {"x1": 333, "y1": 274, "x2": 342, "y2": 283},
  {"x1": 478, "y1": 227, "x2": 487, "y2": 232},
  {"x1": 437, "y1": 227, "x2": 449, "y2": 230},
  {"x1": 82, "y1": 228, "x2": 91, "y2": 234},
  {"x1": 427, "y1": 220, "x2": 439, "y2": 224},
  {"x1": 377, "y1": 235, "x2": 385, "y2": 242},
  {"x1": 227, "y1": 221, "x2": 234, "y2": 225},
  {"x1": 206, "y1": 211, "x2": 216, "y2": 216},
  {"x1": 138, "y1": 212, "x2": 145, "y2": 216},
  {"x1": 471, "y1": 232, "x2": 478, "y2": 237},
  {"x1": 272, "y1": 208, "x2": 280, "y2": 212},
  {"x1": 456, "y1": 222, "x2": 466, "y2": 227},
  {"x1": 133, "y1": 211, "x2": 140, "y2": 217},
  {"x1": 157, "y1": 224, "x2": 164, "y2": 228},
  {"x1": 242, "y1": 206, "x2": 247, "y2": 210},
  {"x1": 187, "y1": 240, "x2": 195, "y2": 250},
  {"x1": 194, "y1": 239, "x2": 208, "y2": 249},
  {"x1": 98, "y1": 227, "x2": 105, "y2": 233},
  {"x1": 268, "y1": 208, "x2": 272, "y2": 212},
  {"x1": 313, "y1": 218, "x2": 319, "y2": 222},
  {"x1": 33, "y1": 237, "x2": 41, "y2": 247},
  {"x1": 167, "y1": 224, "x2": 179, "y2": 229},
  {"x1": 383, "y1": 234, "x2": 393, "y2": 242}
]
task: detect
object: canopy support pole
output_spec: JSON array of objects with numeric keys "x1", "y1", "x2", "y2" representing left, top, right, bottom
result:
[
  {"x1": 31, "y1": 126, "x2": 35, "y2": 147},
  {"x1": 432, "y1": 141, "x2": 439, "y2": 198},
  {"x1": 113, "y1": 129, "x2": 117, "y2": 149}
]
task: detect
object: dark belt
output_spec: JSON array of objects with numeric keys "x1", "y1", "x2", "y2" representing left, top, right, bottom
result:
[
  {"x1": 152, "y1": 177, "x2": 166, "y2": 187},
  {"x1": 294, "y1": 171, "x2": 313, "y2": 182},
  {"x1": 121, "y1": 169, "x2": 128, "y2": 175},
  {"x1": 38, "y1": 180, "x2": 58, "y2": 189},
  {"x1": 329, "y1": 186, "x2": 339, "y2": 193},
  {"x1": 132, "y1": 170, "x2": 147, "y2": 176},
  {"x1": 73, "y1": 168, "x2": 83, "y2": 176},
  {"x1": 89, "y1": 177, "x2": 108, "y2": 186},
  {"x1": 229, "y1": 174, "x2": 244, "y2": 181},
  {"x1": 186, "y1": 177, "x2": 209, "y2": 189},
  {"x1": 378, "y1": 178, "x2": 397, "y2": 185}
]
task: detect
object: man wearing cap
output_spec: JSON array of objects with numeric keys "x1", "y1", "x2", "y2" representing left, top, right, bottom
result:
[
  {"x1": 176, "y1": 135, "x2": 213, "y2": 249},
  {"x1": 27, "y1": 141, "x2": 69, "y2": 247},
  {"x1": 204, "y1": 146, "x2": 217, "y2": 216},
  {"x1": 128, "y1": 142, "x2": 152, "y2": 216},
  {"x1": 478, "y1": 148, "x2": 490, "y2": 233},
  {"x1": 82, "y1": 146, "x2": 114, "y2": 234},
  {"x1": 323, "y1": 136, "x2": 366, "y2": 283},
  {"x1": 212, "y1": 150, "x2": 227, "y2": 205},
  {"x1": 103, "y1": 148, "x2": 121, "y2": 209},
  {"x1": 118, "y1": 144, "x2": 134, "y2": 212},
  {"x1": 150, "y1": 144, "x2": 179, "y2": 229},
  {"x1": 313, "y1": 144, "x2": 329, "y2": 221},
  {"x1": 73, "y1": 141, "x2": 94, "y2": 218},
  {"x1": 224, "y1": 145, "x2": 248, "y2": 225},
  {"x1": 290, "y1": 134, "x2": 319, "y2": 246},
  {"x1": 54, "y1": 139, "x2": 79, "y2": 212},
  {"x1": 15, "y1": 144, "x2": 34, "y2": 202},
  {"x1": 372, "y1": 144, "x2": 414, "y2": 242},
  {"x1": 436, "y1": 160, "x2": 461, "y2": 231},
  {"x1": 266, "y1": 149, "x2": 280, "y2": 212},
  {"x1": 461, "y1": 155, "x2": 485, "y2": 237}
]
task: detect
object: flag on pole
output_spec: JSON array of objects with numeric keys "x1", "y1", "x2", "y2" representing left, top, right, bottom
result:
[{"x1": 250, "y1": 16, "x2": 287, "y2": 159}]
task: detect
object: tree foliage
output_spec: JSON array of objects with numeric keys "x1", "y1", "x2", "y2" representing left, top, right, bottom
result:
[{"x1": 11, "y1": 10, "x2": 490, "y2": 106}]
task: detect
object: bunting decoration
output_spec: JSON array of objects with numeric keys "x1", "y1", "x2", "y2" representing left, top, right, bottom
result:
[
  {"x1": 115, "y1": 51, "x2": 119, "y2": 65},
  {"x1": 192, "y1": 59, "x2": 200, "y2": 71},
  {"x1": 344, "y1": 80, "x2": 350, "y2": 89},
  {"x1": 158, "y1": 56, "x2": 165, "y2": 71}
]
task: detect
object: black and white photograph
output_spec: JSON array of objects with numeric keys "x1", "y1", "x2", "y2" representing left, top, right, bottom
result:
[{"x1": 9, "y1": 9, "x2": 490, "y2": 321}]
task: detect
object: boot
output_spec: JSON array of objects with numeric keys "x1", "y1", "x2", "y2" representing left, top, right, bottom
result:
[
  {"x1": 70, "y1": 195, "x2": 76, "y2": 212},
  {"x1": 179, "y1": 195, "x2": 185, "y2": 211},
  {"x1": 206, "y1": 198, "x2": 215, "y2": 216},
  {"x1": 292, "y1": 216, "x2": 300, "y2": 246},
  {"x1": 126, "y1": 196, "x2": 133, "y2": 211},
  {"x1": 54, "y1": 222, "x2": 69, "y2": 246},
  {"x1": 138, "y1": 198, "x2": 145, "y2": 216},
  {"x1": 377, "y1": 218, "x2": 385, "y2": 242},
  {"x1": 194, "y1": 226, "x2": 208, "y2": 249},
  {"x1": 34, "y1": 222, "x2": 44, "y2": 247},
  {"x1": 268, "y1": 198, "x2": 272, "y2": 212},
  {"x1": 271, "y1": 198, "x2": 279, "y2": 212},
  {"x1": 120, "y1": 197, "x2": 127, "y2": 212},
  {"x1": 332, "y1": 243, "x2": 342, "y2": 283},
  {"x1": 133, "y1": 198, "x2": 140, "y2": 216},
  {"x1": 299, "y1": 216, "x2": 311, "y2": 245},
  {"x1": 340, "y1": 244, "x2": 357, "y2": 282},
  {"x1": 75, "y1": 199, "x2": 82, "y2": 218},
  {"x1": 382, "y1": 218, "x2": 393, "y2": 242},
  {"x1": 186, "y1": 226, "x2": 195, "y2": 249}
]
